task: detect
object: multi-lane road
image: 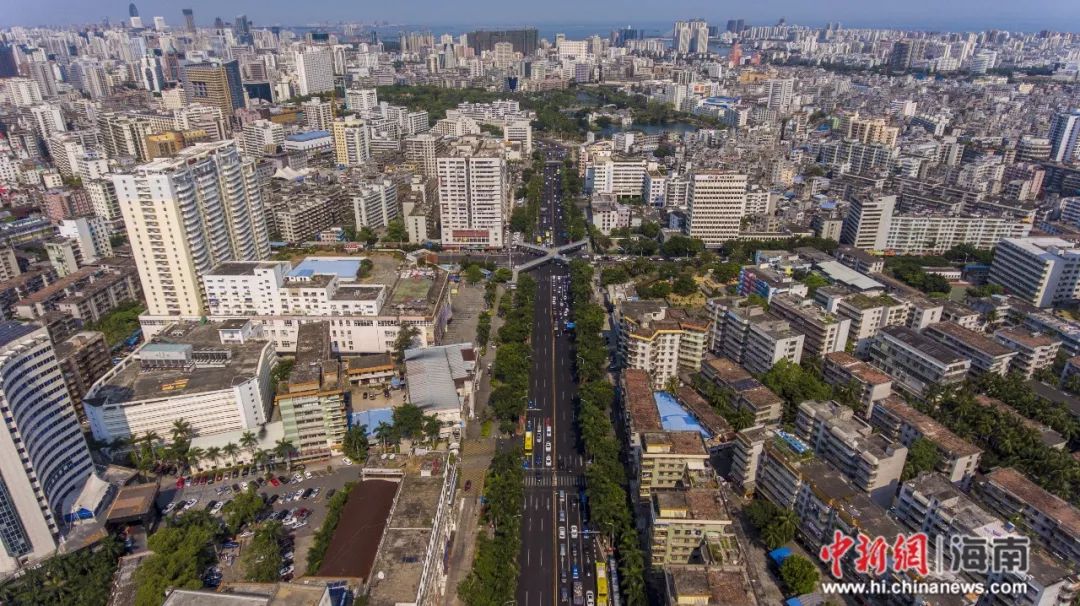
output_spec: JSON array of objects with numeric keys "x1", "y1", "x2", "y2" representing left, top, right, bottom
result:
[{"x1": 517, "y1": 150, "x2": 601, "y2": 606}]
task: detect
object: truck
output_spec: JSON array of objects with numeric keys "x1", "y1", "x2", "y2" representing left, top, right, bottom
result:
[
  {"x1": 573, "y1": 581, "x2": 584, "y2": 606},
  {"x1": 596, "y1": 563, "x2": 609, "y2": 606}
]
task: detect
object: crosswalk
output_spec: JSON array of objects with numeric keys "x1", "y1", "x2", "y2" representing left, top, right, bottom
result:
[{"x1": 525, "y1": 474, "x2": 586, "y2": 488}]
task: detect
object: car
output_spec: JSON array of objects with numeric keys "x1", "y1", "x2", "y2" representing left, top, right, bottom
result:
[
  {"x1": 586, "y1": 591, "x2": 595, "y2": 606},
  {"x1": 559, "y1": 508, "x2": 565, "y2": 523},
  {"x1": 240, "y1": 481, "x2": 249, "y2": 490},
  {"x1": 275, "y1": 510, "x2": 290, "y2": 521},
  {"x1": 278, "y1": 475, "x2": 288, "y2": 484},
  {"x1": 267, "y1": 494, "x2": 279, "y2": 505},
  {"x1": 230, "y1": 483, "x2": 239, "y2": 492},
  {"x1": 558, "y1": 526, "x2": 566, "y2": 540},
  {"x1": 310, "y1": 488, "x2": 320, "y2": 499},
  {"x1": 341, "y1": 457, "x2": 353, "y2": 466},
  {"x1": 279, "y1": 564, "x2": 294, "y2": 577},
  {"x1": 572, "y1": 565, "x2": 579, "y2": 580},
  {"x1": 269, "y1": 477, "x2": 280, "y2": 487},
  {"x1": 292, "y1": 521, "x2": 308, "y2": 530},
  {"x1": 162, "y1": 502, "x2": 176, "y2": 514},
  {"x1": 205, "y1": 499, "x2": 218, "y2": 511},
  {"x1": 301, "y1": 488, "x2": 314, "y2": 499},
  {"x1": 175, "y1": 477, "x2": 185, "y2": 489},
  {"x1": 570, "y1": 525, "x2": 578, "y2": 539},
  {"x1": 545, "y1": 441, "x2": 552, "y2": 452},
  {"x1": 282, "y1": 551, "x2": 294, "y2": 562},
  {"x1": 304, "y1": 471, "x2": 314, "y2": 480},
  {"x1": 545, "y1": 455, "x2": 552, "y2": 467},
  {"x1": 464, "y1": 479, "x2": 472, "y2": 491}
]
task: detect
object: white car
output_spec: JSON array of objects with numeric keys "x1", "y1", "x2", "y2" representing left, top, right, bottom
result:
[
  {"x1": 162, "y1": 502, "x2": 176, "y2": 515},
  {"x1": 341, "y1": 457, "x2": 353, "y2": 466},
  {"x1": 545, "y1": 455, "x2": 552, "y2": 467},
  {"x1": 586, "y1": 591, "x2": 595, "y2": 606},
  {"x1": 545, "y1": 441, "x2": 552, "y2": 453},
  {"x1": 304, "y1": 470, "x2": 314, "y2": 479},
  {"x1": 210, "y1": 502, "x2": 224, "y2": 515},
  {"x1": 558, "y1": 526, "x2": 566, "y2": 540},
  {"x1": 571, "y1": 525, "x2": 578, "y2": 539}
]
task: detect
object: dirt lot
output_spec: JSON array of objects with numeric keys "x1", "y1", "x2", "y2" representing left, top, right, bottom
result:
[{"x1": 316, "y1": 479, "x2": 399, "y2": 580}]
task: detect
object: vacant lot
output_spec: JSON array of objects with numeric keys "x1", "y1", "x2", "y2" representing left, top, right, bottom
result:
[{"x1": 316, "y1": 479, "x2": 399, "y2": 580}]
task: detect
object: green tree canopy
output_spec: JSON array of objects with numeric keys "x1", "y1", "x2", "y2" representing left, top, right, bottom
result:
[{"x1": 780, "y1": 554, "x2": 820, "y2": 596}]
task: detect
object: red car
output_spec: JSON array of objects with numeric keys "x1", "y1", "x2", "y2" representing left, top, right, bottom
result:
[
  {"x1": 176, "y1": 477, "x2": 185, "y2": 489},
  {"x1": 269, "y1": 477, "x2": 280, "y2": 487}
]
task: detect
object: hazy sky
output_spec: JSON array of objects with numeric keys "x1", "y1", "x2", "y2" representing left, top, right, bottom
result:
[{"x1": 4, "y1": 0, "x2": 1080, "y2": 32}]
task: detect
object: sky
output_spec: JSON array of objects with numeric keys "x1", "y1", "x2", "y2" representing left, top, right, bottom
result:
[{"x1": 4, "y1": 0, "x2": 1080, "y2": 33}]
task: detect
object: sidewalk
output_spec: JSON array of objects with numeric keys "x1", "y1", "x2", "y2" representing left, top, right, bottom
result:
[{"x1": 442, "y1": 286, "x2": 506, "y2": 606}]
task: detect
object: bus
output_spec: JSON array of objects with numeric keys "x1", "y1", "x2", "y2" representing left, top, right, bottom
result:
[
  {"x1": 596, "y1": 563, "x2": 608, "y2": 606},
  {"x1": 524, "y1": 431, "x2": 534, "y2": 456}
]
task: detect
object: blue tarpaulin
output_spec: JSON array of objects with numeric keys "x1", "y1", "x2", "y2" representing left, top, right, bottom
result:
[
  {"x1": 349, "y1": 409, "x2": 394, "y2": 434},
  {"x1": 653, "y1": 391, "x2": 710, "y2": 438},
  {"x1": 769, "y1": 547, "x2": 793, "y2": 565}
]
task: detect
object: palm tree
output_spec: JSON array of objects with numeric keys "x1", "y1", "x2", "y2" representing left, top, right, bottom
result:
[
  {"x1": 170, "y1": 419, "x2": 194, "y2": 444},
  {"x1": 375, "y1": 421, "x2": 395, "y2": 450},
  {"x1": 187, "y1": 447, "x2": 206, "y2": 473},
  {"x1": 142, "y1": 431, "x2": 162, "y2": 464},
  {"x1": 253, "y1": 448, "x2": 270, "y2": 470},
  {"x1": 423, "y1": 415, "x2": 442, "y2": 446},
  {"x1": 274, "y1": 439, "x2": 296, "y2": 472},
  {"x1": 223, "y1": 442, "x2": 240, "y2": 467},
  {"x1": 205, "y1": 446, "x2": 222, "y2": 469},
  {"x1": 240, "y1": 431, "x2": 258, "y2": 457}
]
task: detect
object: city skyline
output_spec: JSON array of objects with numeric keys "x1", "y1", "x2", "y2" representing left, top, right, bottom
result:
[{"x1": 4, "y1": 0, "x2": 1080, "y2": 33}]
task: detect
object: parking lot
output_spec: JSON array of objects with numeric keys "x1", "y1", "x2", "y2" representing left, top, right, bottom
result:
[{"x1": 155, "y1": 460, "x2": 364, "y2": 582}]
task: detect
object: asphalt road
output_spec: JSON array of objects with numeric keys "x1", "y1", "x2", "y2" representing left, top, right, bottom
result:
[{"x1": 517, "y1": 146, "x2": 600, "y2": 606}]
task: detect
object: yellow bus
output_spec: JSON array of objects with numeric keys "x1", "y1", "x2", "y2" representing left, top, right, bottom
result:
[
  {"x1": 596, "y1": 562, "x2": 608, "y2": 606},
  {"x1": 524, "y1": 431, "x2": 534, "y2": 456}
]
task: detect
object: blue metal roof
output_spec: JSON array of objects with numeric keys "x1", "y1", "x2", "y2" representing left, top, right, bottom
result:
[
  {"x1": 286, "y1": 130, "x2": 330, "y2": 142},
  {"x1": 653, "y1": 391, "x2": 710, "y2": 438},
  {"x1": 288, "y1": 258, "x2": 363, "y2": 280},
  {"x1": 349, "y1": 408, "x2": 394, "y2": 433}
]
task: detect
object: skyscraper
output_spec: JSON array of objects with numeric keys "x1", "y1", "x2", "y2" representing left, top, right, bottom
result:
[
  {"x1": 128, "y1": 3, "x2": 138, "y2": 17},
  {"x1": 233, "y1": 14, "x2": 252, "y2": 45},
  {"x1": 111, "y1": 141, "x2": 270, "y2": 317},
  {"x1": 673, "y1": 20, "x2": 709, "y2": 54},
  {"x1": 438, "y1": 139, "x2": 509, "y2": 249},
  {"x1": 765, "y1": 78, "x2": 794, "y2": 112},
  {"x1": 294, "y1": 48, "x2": 334, "y2": 96},
  {"x1": 840, "y1": 194, "x2": 896, "y2": 250},
  {"x1": 179, "y1": 59, "x2": 244, "y2": 118},
  {"x1": 1048, "y1": 109, "x2": 1080, "y2": 164},
  {"x1": 182, "y1": 8, "x2": 195, "y2": 32},
  {"x1": 888, "y1": 40, "x2": 924, "y2": 73},
  {"x1": 0, "y1": 321, "x2": 105, "y2": 574},
  {"x1": 687, "y1": 171, "x2": 747, "y2": 247},
  {"x1": 332, "y1": 115, "x2": 370, "y2": 166}
]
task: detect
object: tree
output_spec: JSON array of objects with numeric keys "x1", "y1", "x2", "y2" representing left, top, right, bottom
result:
[
  {"x1": 760, "y1": 360, "x2": 832, "y2": 423},
  {"x1": 274, "y1": 439, "x2": 296, "y2": 472},
  {"x1": 134, "y1": 514, "x2": 220, "y2": 606},
  {"x1": 780, "y1": 554, "x2": 820, "y2": 596},
  {"x1": 672, "y1": 274, "x2": 698, "y2": 296},
  {"x1": 170, "y1": 418, "x2": 193, "y2": 444},
  {"x1": 223, "y1": 486, "x2": 268, "y2": 533},
  {"x1": 464, "y1": 264, "x2": 484, "y2": 284},
  {"x1": 392, "y1": 402, "x2": 426, "y2": 439},
  {"x1": 903, "y1": 437, "x2": 943, "y2": 481},
  {"x1": 240, "y1": 431, "x2": 258, "y2": 457},
  {"x1": 242, "y1": 521, "x2": 285, "y2": 582},
  {"x1": 375, "y1": 421, "x2": 396, "y2": 449},
  {"x1": 600, "y1": 266, "x2": 630, "y2": 286},
  {"x1": 205, "y1": 446, "x2": 222, "y2": 469},
  {"x1": 342, "y1": 425, "x2": 370, "y2": 463},
  {"x1": 661, "y1": 235, "x2": 705, "y2": 258},
  {"x1": 762, "y1": 509, "x2": 798, "y2": 549},
  {"x1": 223, "y1": 442, "x2": 240, "y2": 467},
  {"x1": 493, "y1": 268, "x2": 513, "y2": 283},
  {"x1": 384, "y1": 219, "x2": 408, "y2": 243},
  {"x1": 424, "y1": 415, "x2": 442, "y2": 445},
  {"x1": 357, "y1": 226, "x2": 378, "y2": 246},
  {"x1": 394, "y1": 325, "x2": 421, "y2": 362},
  {"x1": 800, "y1": 272, "x2": 830, "y2": 295}
]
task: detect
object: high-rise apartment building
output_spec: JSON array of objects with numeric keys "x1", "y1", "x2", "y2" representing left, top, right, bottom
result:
[
  {"x1": 332, "y1": 116, "x2": 370, "y2": 166},
  {"x1": 1048, "y1": 109, "x2": 1080, "y2": 164},
  {"x1": 301, "y1": 98, "x2": 333, "y2": 131},
  {"x1": 182, "y1": 8, "x2": 195, "y2": 32},
  {"x1": 241, "y1": 119, "x2": 285, "y2": 156},
  {"x1": 687, "y1": 171, "x2": 747, "y2": 247},
  {"x1": 764, "y1": 78, "x2": 794, "y2": 112},
  {"x1": 111, "y1": 141, "x2": 270, "y2": 317},
  {"x1": 989, "y1": 237, "x2": 1080, "y2": 308},
  {"x1": 0, "y1": 322, "x2": 105, "y2": 574},
  {"x1": 840, "y1": 194, "x2": 895, "y2": 251},
  {"x1": 352, "y1": 179, "x2": 399, "y2": 230},
  {"x1": 405, "y1": 133, "x2": 445, "y2": 178},
  {"x1": 673, "y1": 20, "x2": 709, "y2": 54},
  {"x1": 179, "y1": 60, "x2": 244, "y2": 119},
  {"x1": 294, "y1": 48, "x2": 334, "y2": 96},
  {"x1": 437, "y1": 139, "x2": 508, "y2": 249},
  {"x1": 345, "y1": 88, "x2": 378, "y2": 112}
]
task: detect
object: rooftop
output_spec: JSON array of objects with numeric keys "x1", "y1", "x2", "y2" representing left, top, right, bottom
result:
[
  {"x1": 653, "y1": 488, "x2": 728, "y2": 521},
  {"x1": 926, "y1": 322, "x2": 1014, "y2": 357},
  {"x1": 288, "y1": 257, "x2": 365, "y2": 281},
  {"x1": 881, "y1": 325, "x2": 967, "y2": 365},
  {"x1": 875, "y1": 398, "x2": 981, "y2": 457},
  {"x1": 995, "y1": 326, "x2": 1061, "y2": 350},
  {"x1": 286, "y1": 130, "x2": 331, "y2": 142},
  {"x1": 984, "y1": 467, "x2": 1080, "y2": 538},
  {"x1": 0, "y1": 321, "x2": 39, "y2": 349},
  {"x1": 404, "y1": 343, "x2": 474, "y2": 413},
  {"x1": 86, "y1": 323, "x2": 270, "y2": 405},
  {"x1": 624, "y1": 369, "x2": 662, "y2": 432},
  {"x1": 642, "y1": 431, "x2": 709, "y2": 457}
]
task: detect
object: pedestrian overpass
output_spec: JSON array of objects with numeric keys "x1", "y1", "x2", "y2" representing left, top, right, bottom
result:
[{"x1": 511, "y1": 239, "x2": 589, "y2": 282}]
